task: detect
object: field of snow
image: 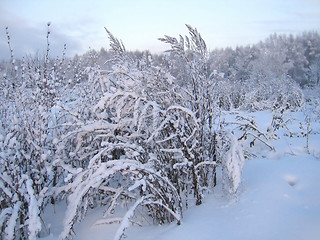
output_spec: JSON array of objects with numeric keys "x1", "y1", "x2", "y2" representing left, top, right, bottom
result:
[{"x1": 41, "y1": 110, "x2": 320, "y2": 240}]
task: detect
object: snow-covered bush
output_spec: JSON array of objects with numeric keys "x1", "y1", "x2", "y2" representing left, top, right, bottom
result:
[
  {"x1": 58, "y1": 159, "x2": 182, "y2": 239},
  {"x1": 55, "y1": 25, "x2": 246, "y2": 239},
  {"x1": 5, "y1": 24, "x2": 304, "y2": 239},
  {"x1": 0, "y1": 25, "x2": 76, "y2": 239},
  {"x1": 218, "y1": 132, "x2": 245, "y2": 194}
]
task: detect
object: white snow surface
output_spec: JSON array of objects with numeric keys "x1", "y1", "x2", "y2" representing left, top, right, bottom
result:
[{"x1": 41, "y1": 110, "x2": 320, "y2": 240}]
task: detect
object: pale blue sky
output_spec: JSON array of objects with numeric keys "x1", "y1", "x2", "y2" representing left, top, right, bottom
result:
[{"x1": 1, "y1": 0, "x2": 320, "y2": 60}]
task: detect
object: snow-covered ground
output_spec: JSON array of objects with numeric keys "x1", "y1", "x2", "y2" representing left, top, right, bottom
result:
[{"x1": 41, "y1": 110, "x2": 320, "y2": 240}]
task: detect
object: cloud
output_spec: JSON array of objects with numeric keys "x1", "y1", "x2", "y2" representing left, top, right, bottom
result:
[
  {"x1": 0, "y1": 25, "x2": 83, "y2": 61},
  {"x1": 0, "y1": 6, "x2": 83, "y2": 61}
]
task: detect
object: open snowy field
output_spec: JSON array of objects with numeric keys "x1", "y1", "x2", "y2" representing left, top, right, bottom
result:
[{"x1": 41, "y1": 110, "x2": 320, "y2": 240}]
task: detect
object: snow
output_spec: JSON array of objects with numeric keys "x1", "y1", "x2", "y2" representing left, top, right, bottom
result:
[
  {"x1": 39, "y1": 109, "x2": 320, "y2": 240},
  {"x1": 223, "y1": 133, "x2": 245, "y2": 193},
  {"x1": 128, "y1": 179, "x2": 147, "y2": 192},
  {"x1": 41, "y1": 154, "x2": 320, "y2": 240},
  {"x1": 2, "y1": 26, "x2": 319, "y2": 240},
  {"x1": 5, "y1": 201, "x2": 21, "y2": 240},
  {"x1": 26, "y1": 178, "x2": 42, "y2": 240},
  {"x1": 0, "y1": 208, "x2": 12, "y2": 229},
  {"x1": 126, "y1": 156, "x2": 320, "y2": 240},
  {"x1": 113, "y1": 196, "x2": 146, "y2": 240},
  {"x1": 283, "y1": 173, "x2": 299, "y2": 186}
]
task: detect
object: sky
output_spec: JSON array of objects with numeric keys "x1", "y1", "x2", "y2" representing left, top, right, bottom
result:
[{"x1": 1, "y1": 0, "x2": 320, "y2": 60}]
